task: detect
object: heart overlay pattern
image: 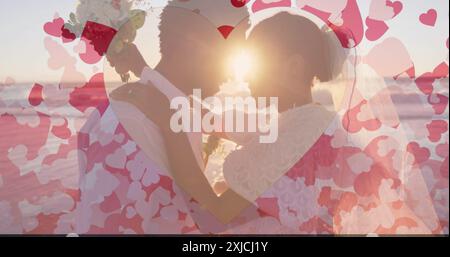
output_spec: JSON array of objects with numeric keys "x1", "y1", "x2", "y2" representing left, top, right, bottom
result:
[{"x1": 0, "y1": 0, "x2": 447, "y2": 234}]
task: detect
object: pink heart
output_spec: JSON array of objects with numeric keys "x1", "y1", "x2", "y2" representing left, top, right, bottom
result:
[
  {"x1": 365, "y1": 17, "x2": 388, "y2": 41},
  {"x1": 78, "y1": 22, "x2": 117, "y2": 64},
  {"x1": 386, "y1": 1, "x2": 402, "y2": 18},
  {"x1": 435, "y1": 143, "x2": 449, "y2": 159},
  {"x1": 51, "y1": 118, "x2": 72, "y2": 139},
  {"x1": 79, "y1": 39, "x2": 103, "y2": 64},
  {"x1": 43, "y1": 17, "x2": 64, "y2": 37},
  {"x1": 369, "y1": 0, "x2": 401, "y2": 21},
  {"x1": 419, "y1": 9, "x2": 437, "y2": 27},
  {"x1": 428, "y1": 94, "x2": 448, "y2": 115},
  {"x1": 105, "y1": 148, "x2": 127, "y2": 169},
  {"x1": 4, "y1": 77, "x2": 15, "y2": 86},
  {"x1": 252, "y1": 0, "x2": 291, "y2": 12}
]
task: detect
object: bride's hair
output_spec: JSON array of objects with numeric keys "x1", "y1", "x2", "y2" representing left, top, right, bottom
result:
[{"x1": 250, "y1": 12, "x2": 347, "y2": 85}]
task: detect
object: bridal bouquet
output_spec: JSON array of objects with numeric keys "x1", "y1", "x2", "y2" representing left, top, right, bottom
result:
[
  {"x1": 63, "y1": 0, "x2": 147, "y2": 81},
  {"x1": 64, "y1": 0, "x2": 135, "y2": 36},
  {"x1": 64, "y1": 0, "x2": 146, "y2": 49}
]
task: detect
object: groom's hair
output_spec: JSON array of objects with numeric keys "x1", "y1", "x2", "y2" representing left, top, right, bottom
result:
[
  {"x1": 158, "y1": 1, "x2": 250, "y2": 58},
  {"x1": 158, "y1": 6, "x2": 196, "y2": 58}
]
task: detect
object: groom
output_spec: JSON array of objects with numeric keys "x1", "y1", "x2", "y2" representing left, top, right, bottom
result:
[
  {"x1": 77, "y1": 1, "x2": 252, "y2": 233},
  {"x1": 110, "y1": 5, "x2": 253, "y2": 224}
]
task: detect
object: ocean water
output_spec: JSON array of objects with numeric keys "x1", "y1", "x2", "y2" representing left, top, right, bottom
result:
[
  {"x1": 0, "y1": 78, "x2": 448, "y2": 223},
  {"x1": 1, "y1": 78, "x2": 448, "y2": 184}
]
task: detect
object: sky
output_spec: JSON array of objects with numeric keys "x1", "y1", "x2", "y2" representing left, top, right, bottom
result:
[
  {"x1": 0, "y1": 0, "x2": 167, "y2": 84},
  {"x1": 0, "y1": 0, "x2": 448, "y2": 83}
]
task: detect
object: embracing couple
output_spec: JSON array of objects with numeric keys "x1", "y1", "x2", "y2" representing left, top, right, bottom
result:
[{"x1": 76, "y1": 1, "x2": 437, "y2": 234}]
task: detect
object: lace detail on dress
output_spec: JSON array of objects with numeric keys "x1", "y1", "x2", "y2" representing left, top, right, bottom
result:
[{"x1": 223, "y1": 104, "x2": 336, "y2": 202}]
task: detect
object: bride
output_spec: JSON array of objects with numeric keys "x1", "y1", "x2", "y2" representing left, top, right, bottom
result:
[{"x1": 77, "y1": 2, "x2": 441, "y2": 234}]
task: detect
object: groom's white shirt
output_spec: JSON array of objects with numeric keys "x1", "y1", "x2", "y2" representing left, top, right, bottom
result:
[{"x1": 110, "y1": 66, "x2": 204, "y2": 176}]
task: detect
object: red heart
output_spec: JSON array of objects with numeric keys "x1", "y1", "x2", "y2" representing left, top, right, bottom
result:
[
  {"x1": 407, "y1": 142, "x2": 430, "y2": 164},
  {"x1": 419, "y1": 9, "x2": 437, "y2": 27},
  {"x1": 28, "y1": 83, "x2": 44, "y2": 106},
  {"x1": 62, "y1": 27, "x2": 76, "y2": 43},
  {"x1": 365, "y1": 17, "x2": 388, "y2": 41},
  {"x1": 386, "y1": 1, "x2": 403, "y2": 18},
  {"x1": 217, "y1": 25, "x2": 235, "y2": 39},
  {"x1": 415, "y1": 72, "x2": 435, "y2": 95},
  {"x1": 432, "y1": 62, "x2": 449, "y2": 79},
  {"x1": 230, "y1": 0, "x2": 249, "y2": 8},
  {"x1": 43, "y1": 17, "x2": 64, "y2": 37}
]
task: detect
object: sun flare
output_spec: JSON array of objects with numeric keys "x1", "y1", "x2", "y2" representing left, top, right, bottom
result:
[{"x1": 230, "y1": 50, "x2": 253, "y2": 82}]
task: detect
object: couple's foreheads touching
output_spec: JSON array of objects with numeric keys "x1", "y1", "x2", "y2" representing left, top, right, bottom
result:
[{"x1": 161, "y1": 9, "x2": 342, "y2": 144}]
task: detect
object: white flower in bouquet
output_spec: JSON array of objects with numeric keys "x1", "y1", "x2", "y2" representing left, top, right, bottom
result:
[
  {"x1": 76, "y1": 0, "x2": 133, "y2": 28},
  {"x1": 65, "y1": 0, "x2": 137, "y2": 37}
]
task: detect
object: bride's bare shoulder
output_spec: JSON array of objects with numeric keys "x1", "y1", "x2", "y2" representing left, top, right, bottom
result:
[
  {"x1": 110, "y1": 81, "x2": 162, "y2": 104},
  {"x1": 110, "y1": 82, "x2": 166, "y2": 107},
  {"x1": 109, "y1": 82, "x2": 170, "y2": 125}
]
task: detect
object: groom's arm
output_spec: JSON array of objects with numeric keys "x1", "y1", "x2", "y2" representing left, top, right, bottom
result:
[
  {"x1": 143, "y1": 87, "x2": 252, "y2": 224},
  {"x1": 162, "y1": 128, "x2": 252, "y2": 224},
  {"x1": 106, "y1": 42, "x2": 147, "y2": 81}
]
